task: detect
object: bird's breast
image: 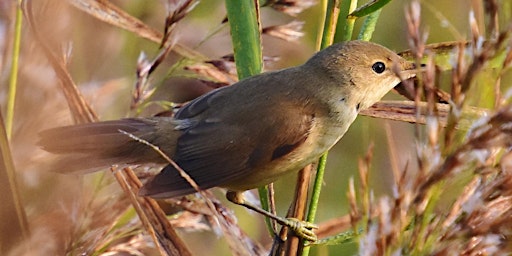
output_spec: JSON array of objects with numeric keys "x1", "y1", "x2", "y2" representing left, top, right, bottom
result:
[{"x1": 223, "y1": 112, "x2": 355, "y2": 191}]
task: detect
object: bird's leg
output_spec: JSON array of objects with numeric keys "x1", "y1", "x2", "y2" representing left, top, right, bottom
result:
[{"x1": 226, "y1": 190, "x2": 317, "y2": 242}]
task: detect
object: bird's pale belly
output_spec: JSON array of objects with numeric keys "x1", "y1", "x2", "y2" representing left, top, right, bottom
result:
[{"x1": 222, "y1": 116, "x2": 352, "y2": 191}]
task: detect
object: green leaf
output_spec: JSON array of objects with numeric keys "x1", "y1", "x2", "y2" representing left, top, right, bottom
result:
[
  {"x1": 224, "y1": 0, "x2": 262, "y2": 79},
  {"x1": 349, "y1": 0, "x2": 392, "y2": 18}
]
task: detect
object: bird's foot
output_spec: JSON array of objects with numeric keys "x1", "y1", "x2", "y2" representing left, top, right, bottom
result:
[{"x1": 281, "y1": 217, "x2": 317, "y2": 242}]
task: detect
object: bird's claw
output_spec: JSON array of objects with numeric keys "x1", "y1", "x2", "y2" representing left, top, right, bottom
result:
[{"x1": 285, "y1": 218, "x2": 318, "y2": 242}]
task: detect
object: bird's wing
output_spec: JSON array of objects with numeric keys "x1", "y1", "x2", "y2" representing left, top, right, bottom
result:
[{"x1": 139, "y1": 84, "x2": 317, "y2": 198}]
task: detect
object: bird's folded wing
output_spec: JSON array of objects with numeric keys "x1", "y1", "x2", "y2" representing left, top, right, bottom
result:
[{"x1": 140, "y1": 88, "x2": 316, "y2": 198}]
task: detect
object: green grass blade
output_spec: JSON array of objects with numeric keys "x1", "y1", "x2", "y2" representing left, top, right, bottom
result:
[
  {"x1": 224, "y1": 0, "x2": 262, "y2": 79},
  {"x1": 358, "y1": 9, "x2": 382, "y2": 41},
  {"x1": 337, "y1": 0, "x2": 358, "y2": 42},
  {"x1": 320, "y1": 0, "x2": 341, "y2": 49},
  {"x1": 349, "y1": 0, "x2": 392, "y2": 18}
]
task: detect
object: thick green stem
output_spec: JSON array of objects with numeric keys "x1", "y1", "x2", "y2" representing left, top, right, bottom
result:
[
  {"x1": 339, "y1": 0, "x2": 358, "y2": 42},
  {"x1": 320, "y1": 0, "x2": 341, "y2": 48},
  {"x1": 224, "y1": 0, "x2": 262, "y2": 79}
]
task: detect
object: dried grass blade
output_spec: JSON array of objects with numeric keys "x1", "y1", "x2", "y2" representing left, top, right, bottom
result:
[{"x1": 23, "y1": 0, "x2": 97, "y2": 124}]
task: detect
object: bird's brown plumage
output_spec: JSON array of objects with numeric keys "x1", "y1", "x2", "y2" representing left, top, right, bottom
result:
[{"x1": 39, "y1": 40, "x2": 417, "y2": 199}]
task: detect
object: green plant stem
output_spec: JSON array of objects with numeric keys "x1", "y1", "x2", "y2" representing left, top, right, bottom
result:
[
  {"x1": 358, "y1": 9, "x2": 382, "y2": 41},
  {"x1": 339, "y1": 0, "x2": 358, "y2": 42},
  {"x1": 320, "y1": 0, "x2": 340, "y2": 48},
  {"x1": 302, "y1": 155, "x2": 327, "y2": 255},
  {"x1": 314, "y1": 228, "x2": 361, "y2": 245},
  {"x1": 224, "y1": 0, "x2": 262, "y2": 79},
  {"x1": 6, "y1": 0, "x2": 23, "y2": 139},
  {"x1": 306, "y1": 153, "x2": 328, "y2": 225},
  {"x1": 349, "y1": 0, "x2": 391, "y2": 18}
]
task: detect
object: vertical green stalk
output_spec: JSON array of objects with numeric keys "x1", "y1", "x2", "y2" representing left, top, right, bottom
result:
[
  {"x1": 338, "y1": 0, "x2": 358, "y2": 42},
  {"x1": 224, "y1": 0, "x2": 262, "y2": 79},
  {"x1": 305, "y1": 153, "x2": 328, "y2": 225},
  {"x1": 320, "y1": 0, "x2": 340, "y2": 48},
  {"x1": 6, "y1": 0, "x2": 24, "y2": 139},
  {"x1": 315, "y1": 0, "x2": 328, "y2": 50}
]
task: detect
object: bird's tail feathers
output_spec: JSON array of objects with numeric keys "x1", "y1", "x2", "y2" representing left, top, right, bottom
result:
[{"x1": 39, "y1": 118, "x2": 178, "y2": 173}]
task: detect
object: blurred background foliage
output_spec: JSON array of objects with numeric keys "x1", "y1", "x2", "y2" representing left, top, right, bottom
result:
[{"x1": 0, "y1": 0, "x2": 511, "y2": 255}]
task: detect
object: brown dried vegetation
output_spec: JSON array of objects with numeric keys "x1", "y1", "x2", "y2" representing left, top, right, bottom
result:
[
  {"x1": 1, "y1": 0, "x2": 512, "y2": 255},
  {"x1": 351, "y1": 1, "x2": 512, "y2": 255}
]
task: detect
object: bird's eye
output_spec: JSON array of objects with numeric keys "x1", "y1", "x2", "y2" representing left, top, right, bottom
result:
[{"x1": 372, "y1": 61, "x2": 386, "y2": 74}]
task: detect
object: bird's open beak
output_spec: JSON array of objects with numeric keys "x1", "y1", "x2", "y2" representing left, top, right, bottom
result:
[
  {"x1": 393, "y1": 63, "x2": 433, "y2": 101},
  {"x1": 399, "y1": 62, "x2": 425, "y2": 81}
]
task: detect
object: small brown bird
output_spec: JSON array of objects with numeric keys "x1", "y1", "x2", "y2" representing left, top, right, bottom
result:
[{"x1": 39, "y1": 40, "x2": 417, "y2": 241}]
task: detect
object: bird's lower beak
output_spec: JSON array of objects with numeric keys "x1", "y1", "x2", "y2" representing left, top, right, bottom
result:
[{"x1": 400, "y1": 62, "x2": 425, "y2": 80}]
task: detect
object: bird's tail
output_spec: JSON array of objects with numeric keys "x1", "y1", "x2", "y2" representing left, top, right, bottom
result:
[{"x1": 38, "y1": 118, "x2": 179, "y2": 173}]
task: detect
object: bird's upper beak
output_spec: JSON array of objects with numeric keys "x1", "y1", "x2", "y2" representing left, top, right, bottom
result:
[{"x1": 398, "y1": 61, "x2": 424, "y2": 81}]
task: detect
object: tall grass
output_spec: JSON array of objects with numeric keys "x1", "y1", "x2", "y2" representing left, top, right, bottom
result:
[{"x1": 1, "y1": 0, "x2": 511, "y2": 255}]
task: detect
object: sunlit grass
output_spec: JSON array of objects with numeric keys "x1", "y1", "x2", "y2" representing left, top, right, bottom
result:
[{"x1": 1, "y1": 0, "x2": 511, "y2": 255}]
